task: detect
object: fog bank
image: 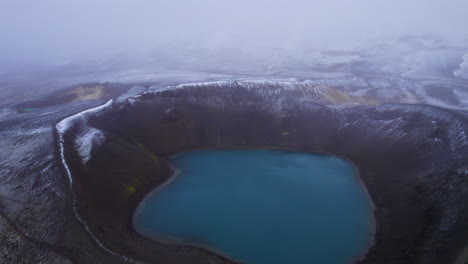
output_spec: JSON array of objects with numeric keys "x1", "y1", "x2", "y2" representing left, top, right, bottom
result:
[{"x1": 1, "y1": 0, "x2": 468, "y2": 65}]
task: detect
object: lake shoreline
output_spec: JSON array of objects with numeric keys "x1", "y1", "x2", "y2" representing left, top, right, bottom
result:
[{"x1": 132, "y1": 149, "x2": 376, "y2": 264}]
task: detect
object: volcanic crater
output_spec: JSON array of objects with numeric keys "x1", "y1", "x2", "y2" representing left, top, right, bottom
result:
[{"x1": 59, "y1": 81, "x2": 468, "y2": 264}]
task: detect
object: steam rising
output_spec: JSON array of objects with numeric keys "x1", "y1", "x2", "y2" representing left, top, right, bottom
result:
[{"x1": 1, "y1": 0, "x2": 468, "y2": 65}]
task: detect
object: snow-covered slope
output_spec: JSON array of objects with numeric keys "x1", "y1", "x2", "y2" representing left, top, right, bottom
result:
[
  {"x1": 455, "y1": 52, "x2": 468, "y2": 79},
  {"x1": 351, "y1": 36, "x2": 467, "y2": 79}
]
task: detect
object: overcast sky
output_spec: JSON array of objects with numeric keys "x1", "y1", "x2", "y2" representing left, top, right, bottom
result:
[{"x1": 1, "y1": 0, "x2": 468, "y2": 64}]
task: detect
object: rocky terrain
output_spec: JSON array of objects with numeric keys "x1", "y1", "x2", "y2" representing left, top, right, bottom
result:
[{"x1": 55, "y1": 81, "x2": 468, "y2": 264}]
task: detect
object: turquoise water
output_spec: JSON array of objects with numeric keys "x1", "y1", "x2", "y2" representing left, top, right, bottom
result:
[{"x1": 134, "y1": 150, "x2": 374, "y2": 264}]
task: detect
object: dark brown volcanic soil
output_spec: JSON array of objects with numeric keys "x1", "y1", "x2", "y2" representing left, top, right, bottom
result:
[{"x1": 61, "y1": 83, "x2": 468, "y2": 264}]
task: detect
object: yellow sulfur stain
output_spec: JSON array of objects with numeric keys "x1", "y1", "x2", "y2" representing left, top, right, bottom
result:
[
  {"x1": 123, "y1": 176, "x2": 146, "y2": 197},
  {"x1": 67, "y1": 85, "x2": 105, "y2": 102},
  {"x1": 124, "y1": 185, "x2": 137, "y2": 197},
  {"x1": 133, "y1": 139, "x2": 160, "y2": 165}
]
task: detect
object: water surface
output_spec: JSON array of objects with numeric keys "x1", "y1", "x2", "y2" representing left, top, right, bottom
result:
[{"x1": 134, "y1": 150, "x2": 374, "y2": 264}]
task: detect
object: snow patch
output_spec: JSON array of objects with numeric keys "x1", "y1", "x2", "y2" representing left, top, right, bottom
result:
[
  {"x1": 116, "y1": 86, "x2": 146, "y2": 102},
  {"x1": 0, "y1": 108, "x2": 14, "y2": 120},
  {"x1": 56, "y1": 100, "x2": 113, "y2": 164},
  {"x1": 56, "y1": 100, "x2": 113, "y2": 134},
  {"x1": 155, "y1": 79, "x2": 337, "y2": 94},
  {"x1": 352, "y1": 36, "x2": 465, "y2": 79},
  {"x1": 74, "y1": 128, "x2": 105, "y2": 164},
  {"x1": 454, "y1": 52, "x2": 468, "y2": 79}
]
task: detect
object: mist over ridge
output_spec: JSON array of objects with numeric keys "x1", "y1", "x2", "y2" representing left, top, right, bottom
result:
[{"x1": 1, "y1": 0, "x2": 468, "y2": 66}]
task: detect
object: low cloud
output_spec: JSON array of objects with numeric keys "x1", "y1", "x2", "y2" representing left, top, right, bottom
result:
[{"x1": 1, "y1": 0, "x2": 467, "y2": 65}]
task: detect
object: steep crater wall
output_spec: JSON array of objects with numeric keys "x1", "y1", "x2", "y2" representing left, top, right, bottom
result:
[{"x1": 60, "y1": 83, "x2": 468, "y2": 264}]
